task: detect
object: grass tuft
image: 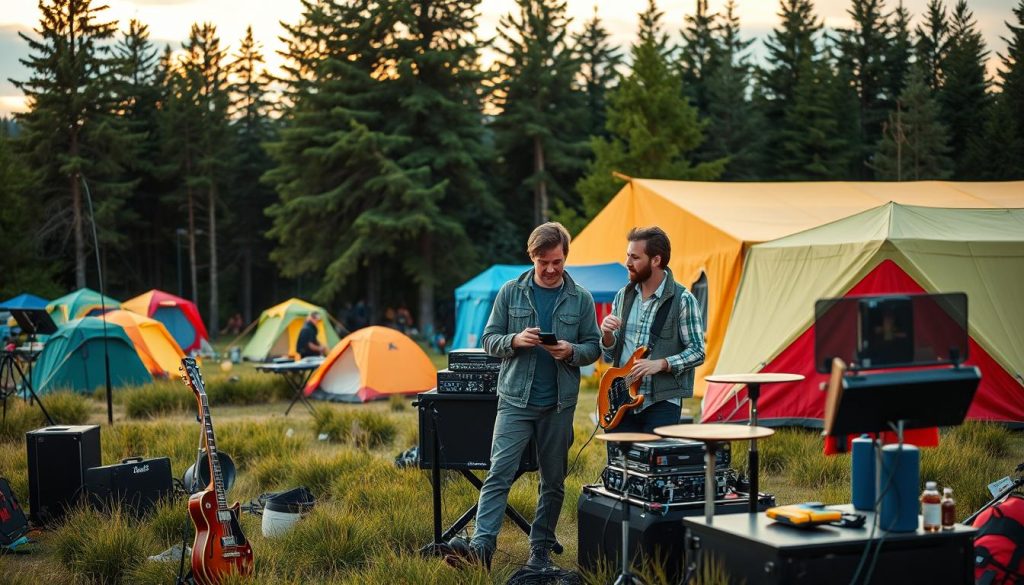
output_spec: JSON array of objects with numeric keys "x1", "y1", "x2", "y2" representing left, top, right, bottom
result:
[
  {"x1": 124, "y1": 380, "x2": 193, "y2": 418},
  {"x1": 51, "y1": 505, "x2": 157, "y2": 584},
  {"x1": 260, "y1": 503, "x2": 377, "y2": 578},
  {"x1": 313, "y1": 407, "x2": 398, "y2": 448}
]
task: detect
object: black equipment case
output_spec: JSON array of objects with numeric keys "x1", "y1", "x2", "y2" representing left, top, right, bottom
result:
[{"x1": 85, "y1": 456, "x2": 173, "y2": 517}]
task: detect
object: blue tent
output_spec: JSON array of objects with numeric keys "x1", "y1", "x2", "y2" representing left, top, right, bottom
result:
[
  {"x1": 0, "y1": 293, "x2": 50, "y2": 310},
  {"x1": 31, "y1": 317, "x2": 152, "y2": 394},
  {"x1": 452, "y1": 263, "x2": 628, "y2": 350}
]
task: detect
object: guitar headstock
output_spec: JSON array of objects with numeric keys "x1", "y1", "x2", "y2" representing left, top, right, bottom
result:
[{"x1": 179, "y1": 357, "x2": 206, "y2": 398}]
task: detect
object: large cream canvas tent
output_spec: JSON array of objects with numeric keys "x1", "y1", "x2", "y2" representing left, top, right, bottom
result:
[
  {"x1": 702, "y1": 203, "x2": 1024, "y2": 427},
  {"x1": 569, "y1": 178, "x2": 1024, "y2": 396}
]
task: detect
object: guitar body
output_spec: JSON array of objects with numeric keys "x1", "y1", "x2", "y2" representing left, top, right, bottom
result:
[
  {"x1": 188, "y1": 490, "x2": 254, "y2": 585},
  {"x1": 597, "y1": 346, "x2": 647, "y2": 430}
]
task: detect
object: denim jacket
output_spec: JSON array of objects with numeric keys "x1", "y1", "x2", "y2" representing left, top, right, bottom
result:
[{"x1": 481, "y1": 269, "x2": 602, "y2": 411}]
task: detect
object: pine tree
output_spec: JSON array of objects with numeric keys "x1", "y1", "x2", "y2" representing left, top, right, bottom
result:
[
  {"x1": 939, "y1": 0, "x2": 989, "y2": 178},
  {"x1": 884, "y1": 2, "x2": 914, "y2": 104},
  {"x1": 679, "y1": 0, "x2": 717, "y2": 115},
  {"x1": 871, "y1": 65, "x2": 953, "y2": 179},
  {"x1": 490, "y1": 0, "x2": 587, "y2": 232},
  {"x1": 837, "y1": 0, "x2": 892, "y2": 177},
  {"x1": 576, "y1": 0, "x2": 725, "y2": 219},
  {"x1": 761, "y1": 0, "x2": 850, "y2": 179},
  {"x1": 227, "y1": 26, "x2": 276, "y2": 322},
  {"x1": 915, "y1": 0, "x2": 949, "y2": 92},
  {"x1": 573, "y1": 6, "x2": 622, "y2": 140},
  {"x1": 12, "y1": 0, "x2": 134, "y2": 289},
  {"x1": 700, "y1": 0, "x2": 763, "y2": 178}
]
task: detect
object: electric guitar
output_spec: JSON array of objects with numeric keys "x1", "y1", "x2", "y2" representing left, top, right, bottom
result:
[
  {"x1": 597, "y1": 346, "x2": 648, "y2": 430},
  {"x1": 180, "y1": 357, "x2": 254, "y2": 585}
]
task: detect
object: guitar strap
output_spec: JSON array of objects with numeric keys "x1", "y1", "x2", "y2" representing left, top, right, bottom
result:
[{"x1": 645, "y1": 291, "x2": 676, "y2": 356}]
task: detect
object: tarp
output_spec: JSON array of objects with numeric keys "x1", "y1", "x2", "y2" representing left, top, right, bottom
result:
[
  {"x1": 569, "y1": 178, "x2": 1024, "y2": 396},
  {"x1": 122, "y1": 289, "x2": 210, "y2": 353},
  {"x1": 47, "y1": 288, "x2": 121, "y2": 325},
  {"x1": 304, "y1": 326, "x2": 436, "y2": 402},
  {"x1": 451, "y1": 263, "x2": 628, "y2": 350},
  {"x1": 0, "y1": 293, "x2": 49, "y2": 310},
  {"x1": 103, "y1": 310, "x2": 185, "y2": 378},
  {"x1": 31, "y1": 317, "x2": 152, "y2": 394},
  {"x1": 702, "y1": 203, "x2": 1024, "y2": 427},
  {"x1": 243, "y1": 298, "x2": 341, "y2": 362}
]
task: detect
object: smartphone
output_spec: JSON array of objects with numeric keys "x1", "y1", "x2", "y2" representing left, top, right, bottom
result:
[{"x1": 538, "y1": 332, "x2": 558, "y2": 345}]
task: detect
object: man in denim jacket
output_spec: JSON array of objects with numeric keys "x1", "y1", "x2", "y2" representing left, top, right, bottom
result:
[{"x1": 447, "y1": 222, "x2": 601, "y2": 571}]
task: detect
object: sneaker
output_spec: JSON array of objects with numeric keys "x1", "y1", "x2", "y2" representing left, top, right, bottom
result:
[
  {"x1": 526, "y1": 545, "x2": 555, "y2": 571},
  {"x1": 444, "y1": 536, "x2": 492, "y2": 571}
]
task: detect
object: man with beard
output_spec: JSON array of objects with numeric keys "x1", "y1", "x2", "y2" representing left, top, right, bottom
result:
[
  {"x1": 446, "y1": 222, "x2": 601, "y2": 572},
  {"x1": 600, "y1": 226, "x2": 706, "y2": 433}
]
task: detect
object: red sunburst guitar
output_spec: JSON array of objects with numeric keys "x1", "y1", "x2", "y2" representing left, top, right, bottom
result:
[
  {"x1": 597, "y1": 346, "x2": 648, "y2": 430},
  {"x1": 180, "y1": 357, "x2": 254, "y2": 585}
]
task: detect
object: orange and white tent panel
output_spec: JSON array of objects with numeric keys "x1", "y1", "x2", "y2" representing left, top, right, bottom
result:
[
  {"x1": 304, "y1": 326, "x2": 436, "y2": 403},
  {"x1": 103, "y1": 309, "x2": 186, "y2": 378}
]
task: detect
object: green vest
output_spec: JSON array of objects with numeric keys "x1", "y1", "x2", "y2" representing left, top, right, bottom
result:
[{"x1": 610, "y1": 270, "x2": 695, "y2": 402}]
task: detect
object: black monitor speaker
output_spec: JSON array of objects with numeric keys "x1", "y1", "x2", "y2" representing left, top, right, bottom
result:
[{"x1": 26, "y1": 425, "x2": 101, "y2": 524}]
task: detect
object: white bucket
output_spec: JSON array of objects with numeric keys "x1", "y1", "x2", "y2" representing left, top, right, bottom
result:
[
  {"x1": 261, "y1": 508, "x2": 303, "y2": 538},
  {"x1": 260, "y1": 487, "x2": 315, "y2": 538}
]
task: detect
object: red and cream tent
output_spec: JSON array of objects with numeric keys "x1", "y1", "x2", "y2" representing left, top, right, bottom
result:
[
  {"x1": 122, "y1": 289, "x2": 210, "y2": 353},
  {"x1": 702, "y1": 203, "x2": 1024, "y2": 427}
]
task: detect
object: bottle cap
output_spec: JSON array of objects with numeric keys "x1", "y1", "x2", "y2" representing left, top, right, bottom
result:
[
  {"x1": 926, "y1": 481, "x2": 937, "y2": 490},
  {"x1": 943, "y1": 487, "x2": 953, "y2": 495}
]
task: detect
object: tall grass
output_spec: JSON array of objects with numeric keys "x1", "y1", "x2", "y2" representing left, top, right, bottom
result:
[
  {"x1": 0, "y1": 391, "x2": 91, "y2": 440},
  {"x1": 50, "y1": 505, "x2": 157, "y2": 585},
  {"x1": 312, "y1": 407, "x2": 398, "y2": 448}
]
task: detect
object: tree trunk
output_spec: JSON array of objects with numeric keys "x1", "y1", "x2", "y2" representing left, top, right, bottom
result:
[
  {"x1": 367, "y1": 261, "x2": 381, "y2": 326},
  {"x1": 208, "y1": 185, "x2": 219, "y2": 338},
  {"x1": 188, "y1": 187, "x2": 198, "y2": 305},
  {"x1": 418, "y1": 232, "x2": 434, "y2": 337},
  {"x1": 71, "y1": 136, "x2": 86, "y2": 289},
  {"x1": 242, "y1": 246, "x2": 252, "y2": 323},
  {"x1": 533, "y1": 135, "x2": 548, "y2": 225}
]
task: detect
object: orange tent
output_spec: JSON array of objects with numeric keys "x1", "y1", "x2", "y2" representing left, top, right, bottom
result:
[
  {"x1": 304, "y1": 326, "x2": 436, "y2": 402},
  {"x1": 103, "y1": 310, "x2": 186, "y2": 378}
]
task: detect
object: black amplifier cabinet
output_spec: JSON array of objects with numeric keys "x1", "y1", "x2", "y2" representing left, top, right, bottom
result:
[
  {"x1": 85, "y1": 457, "x2": 174, "y2": 517},
  {"x1": 601, "y1": 466, "x2": 736, "y2": 504},
  {"x1": 436, "y1": 369, "x2": 498, "y2": 394},
  {"x1": 578, "y1": 484, "x2": 774, "y2": 583},
  {"x1": 447, "y1": 349, "x2": 501, "y2": 372},
  {"x1": 607, "y1": 438, "x2": 731, "y2": 473},
  {"x1": 683, "y1": 504, "x2": 976, "y2": 584},
  {"x1": 416, "y1": 391, "x2": 537, "y2": 471},
  {"x1": 26, "y1": 425, "x2": 102, "y2": 524}
]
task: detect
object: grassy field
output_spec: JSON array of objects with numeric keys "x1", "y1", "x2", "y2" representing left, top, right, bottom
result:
[{"x1": 0, "y1": 354, "x2": 1020, "y2": 584}]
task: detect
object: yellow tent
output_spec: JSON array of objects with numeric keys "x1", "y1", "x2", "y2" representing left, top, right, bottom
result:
[
  {"x1": 242, "y1": 298, "x2": 341, "y2": 361},
  {"x1": 103, "y1": 310, "x2": 186, "y2": 378},
  {"x1": 569, "y1": 178, "x2": 1024, "y2": 396}
]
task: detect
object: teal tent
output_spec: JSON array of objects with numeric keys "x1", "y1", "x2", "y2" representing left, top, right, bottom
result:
[
  {"x1": 47, "y1": 288, "x2": 121, "y2": 326},
  {"x1": 31, "y1": 317, "x2": 152, "y2": 394}
]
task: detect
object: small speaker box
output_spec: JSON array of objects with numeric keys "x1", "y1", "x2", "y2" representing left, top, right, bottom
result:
[
  {"x1": 26, "y1": 425, "x2": 102, "y2": 524},
  {"x1": 85, "y1": 456, "x2": 174, "y2": 517}
]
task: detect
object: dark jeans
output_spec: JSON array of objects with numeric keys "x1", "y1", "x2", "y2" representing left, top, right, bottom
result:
[{"x1": 611, "y1": 400, "x2": 682, "y2": 434}]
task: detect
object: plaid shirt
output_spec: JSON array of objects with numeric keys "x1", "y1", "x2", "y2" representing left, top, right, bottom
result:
[{"x1": 601, "y1": 273, "x2": 706, "y2": 409}]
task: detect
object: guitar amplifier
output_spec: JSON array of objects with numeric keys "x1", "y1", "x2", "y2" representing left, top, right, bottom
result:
[
  {"x1": 436, "y1": 369, "x2": 498, "y2": 394},
  {"x1": 26, "y1": 425, "x2": 102, "y2": 524},
  {"x1": 607, "y1": 438, "x2": 731, "y2": 474},
  {"x1": 85, "y1": 457, "x2": 173, "y2": 517},
  {"x1": 447, "y1": 349, "x2": 501, "y2": 372},
  {"x1": 601, "y1": 465, "x2": 736, "y2": 504}
]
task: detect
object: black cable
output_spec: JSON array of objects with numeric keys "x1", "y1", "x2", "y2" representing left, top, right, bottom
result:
[
  {"x1": 80, "y1": 175, "x2": 113, "y2": 425},
  {"x1": 566, "y1": 420, "x2": 600, "y2": 478}
]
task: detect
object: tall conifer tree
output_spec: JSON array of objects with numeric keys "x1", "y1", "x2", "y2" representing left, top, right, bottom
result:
[
  {"x1": 872, "y1": 65, "x2": 952, "y2": 179},
  {"x1": 837, "y1": 0, "x2": 891, "y2": 177},
  {"x1": 573, "y1": 6, "x2": 621, "y2": 141},
  {"x1": 576, "y1": 0, "x2": 724, "y2": 219},
  {"x1": 915, "y1": 0, "x2": 949, "y2": 92},
  {"x1": 939, "y1": 0, "x2": 989, "y2": 178},
  {"x1": 679, "y1": 0, "x2": 717, "y2": 115}
]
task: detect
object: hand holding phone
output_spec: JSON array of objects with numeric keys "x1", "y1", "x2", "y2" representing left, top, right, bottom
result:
[{"x1": 538, "y1": 332, "x2": 558, "y2": 345}]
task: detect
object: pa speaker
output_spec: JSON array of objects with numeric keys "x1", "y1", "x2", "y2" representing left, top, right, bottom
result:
[
  {"x1": 26, "y1": 425, "x2": 101, "y2": 524},
  {"x1": 416, "y1": 391, "x2": 537, "y2": 471},
  {"x1": 85, "y1": 456, "x2": 173, "y2": 518}
]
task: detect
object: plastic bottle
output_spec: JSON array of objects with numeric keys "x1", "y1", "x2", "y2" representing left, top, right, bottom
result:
[
  {"x1": 941, "y1": 487, "x2": 956, "y2": 530},
  {"x1": 921, "y1": 481, "x2": 941, "y2": 532}
]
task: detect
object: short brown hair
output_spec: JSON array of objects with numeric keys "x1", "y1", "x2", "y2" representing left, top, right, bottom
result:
[
  {"x1": 627, "y1": 226, "x2": 671, "y2": 267},
  {"x1": 527, "y1": 222, "x2": 571, "y2": 258}
]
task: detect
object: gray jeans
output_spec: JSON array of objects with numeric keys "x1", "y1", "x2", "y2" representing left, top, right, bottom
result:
[{"x1": 470, "y1": 399, "x2": 575, "y2": 552}]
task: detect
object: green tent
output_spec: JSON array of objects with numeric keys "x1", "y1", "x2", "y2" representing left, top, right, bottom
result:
[
  {"x1": 32, "y1": 317, "x2": 152, "y2": 394},
  {"x1": 242, "y1": 298, "x2": 341, "y2": 361},
  {"x1": 47, "y1": 288, "x2": 121, "y2": 326}
]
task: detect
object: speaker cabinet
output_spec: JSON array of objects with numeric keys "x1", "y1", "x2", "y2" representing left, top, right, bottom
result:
[
  {"x1": 577, "y1": 485, "x2": 774, "y2": 583},
  {"x1": 26, "y1": 425, "x2": 101, "y2": 524},
  {"x1": 85, "y1": 457, "x2": 173, "y2": 518},
  {"x1": 417, "y1": 391, "x2": 537, "y2": 471}
]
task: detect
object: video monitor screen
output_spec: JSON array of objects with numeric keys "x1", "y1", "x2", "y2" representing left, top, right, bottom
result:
[{"x1": 814, "y1": 292, "x2": 967, "y2": 373}]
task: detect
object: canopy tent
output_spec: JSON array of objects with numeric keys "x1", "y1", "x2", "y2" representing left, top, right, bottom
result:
[
  {"x1": 0, "y1": 293, "x2": 50, "y2": 310},
  {"x1": 47, "y1": 288, "x2": 121, "y2": 326},
  {"x1": 305, "y1": 326, "x2": 436, "y2": 403},
  {"x1": 451, "y1": 263, "x2": 629, "y2": 350},
  {"x1": 702, "y1": 203, "x2": 1024, "y2": 428},
  {"x1": 569, "y1": 178, "x2": 1024, "y2": 396},
  {"x1": 122, "y1": 289, "x2": 211, "y2": 353},
  {"x1": 103, "y1": 310, "x2": 185, "y2": 378},
  {"x1": 243, "y1": 298, "x2": 341, "y2": 362},
  {"x1": 31, "y1": 317, "x2": 152, "y2": 394}
]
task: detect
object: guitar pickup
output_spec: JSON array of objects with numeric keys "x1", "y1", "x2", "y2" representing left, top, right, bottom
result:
[
  {"x1": 221, "y1": 536, "x2": 237, "y2": 547},
  {"x1": 217, "y1": 511, "x2": 232, "y2": 522},
  {"x1": 222, "y1": 551, "x2": 241, "y2": 558}
]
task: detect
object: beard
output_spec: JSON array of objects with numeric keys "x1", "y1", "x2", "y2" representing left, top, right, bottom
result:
[{"x1": 628, "y1": 263, "x2": 652, "y2": 285}]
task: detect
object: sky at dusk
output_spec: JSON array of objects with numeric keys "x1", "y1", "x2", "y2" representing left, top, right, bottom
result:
[{"x1": 0, "y1": 0, "x2": 1016, "y2": 117}]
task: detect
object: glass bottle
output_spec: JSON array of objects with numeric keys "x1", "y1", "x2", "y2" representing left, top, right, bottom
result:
[
  {"x1": 941, "y1": 487, "x2": 956, "y2": 530},
  {"x1": 921, "y1": 481, "x2": 941, "y2": 532}
]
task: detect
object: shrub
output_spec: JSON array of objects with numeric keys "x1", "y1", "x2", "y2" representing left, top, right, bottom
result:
[
  {"x1": 313, "y1": 408, "x2": 397, "y2": 449},
  {"x1": 40, "y1": 391, "x2": 92, "y2": 424}
]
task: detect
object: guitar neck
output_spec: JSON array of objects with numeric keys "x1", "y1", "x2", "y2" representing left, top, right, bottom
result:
[{"x1": 199, "y1": 394, "x2": 228, "y2": 511}]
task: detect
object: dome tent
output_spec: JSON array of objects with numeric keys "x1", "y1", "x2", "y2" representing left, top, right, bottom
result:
[
  {"x1": 31, "y1": 317, "x2": 152, "y2": 394},
  {"x1": 243, "y1": 298, "x2": 340, "y2": 361},
  {"x1": 122, "y1": 289, "x2": 211, "y2": 353},
  {"x1": 47, "y1": 288, "x2": 120, "y2": 326},
  {"x1": 103, "y1": 310, "x2": 186, "y2": 378}
]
